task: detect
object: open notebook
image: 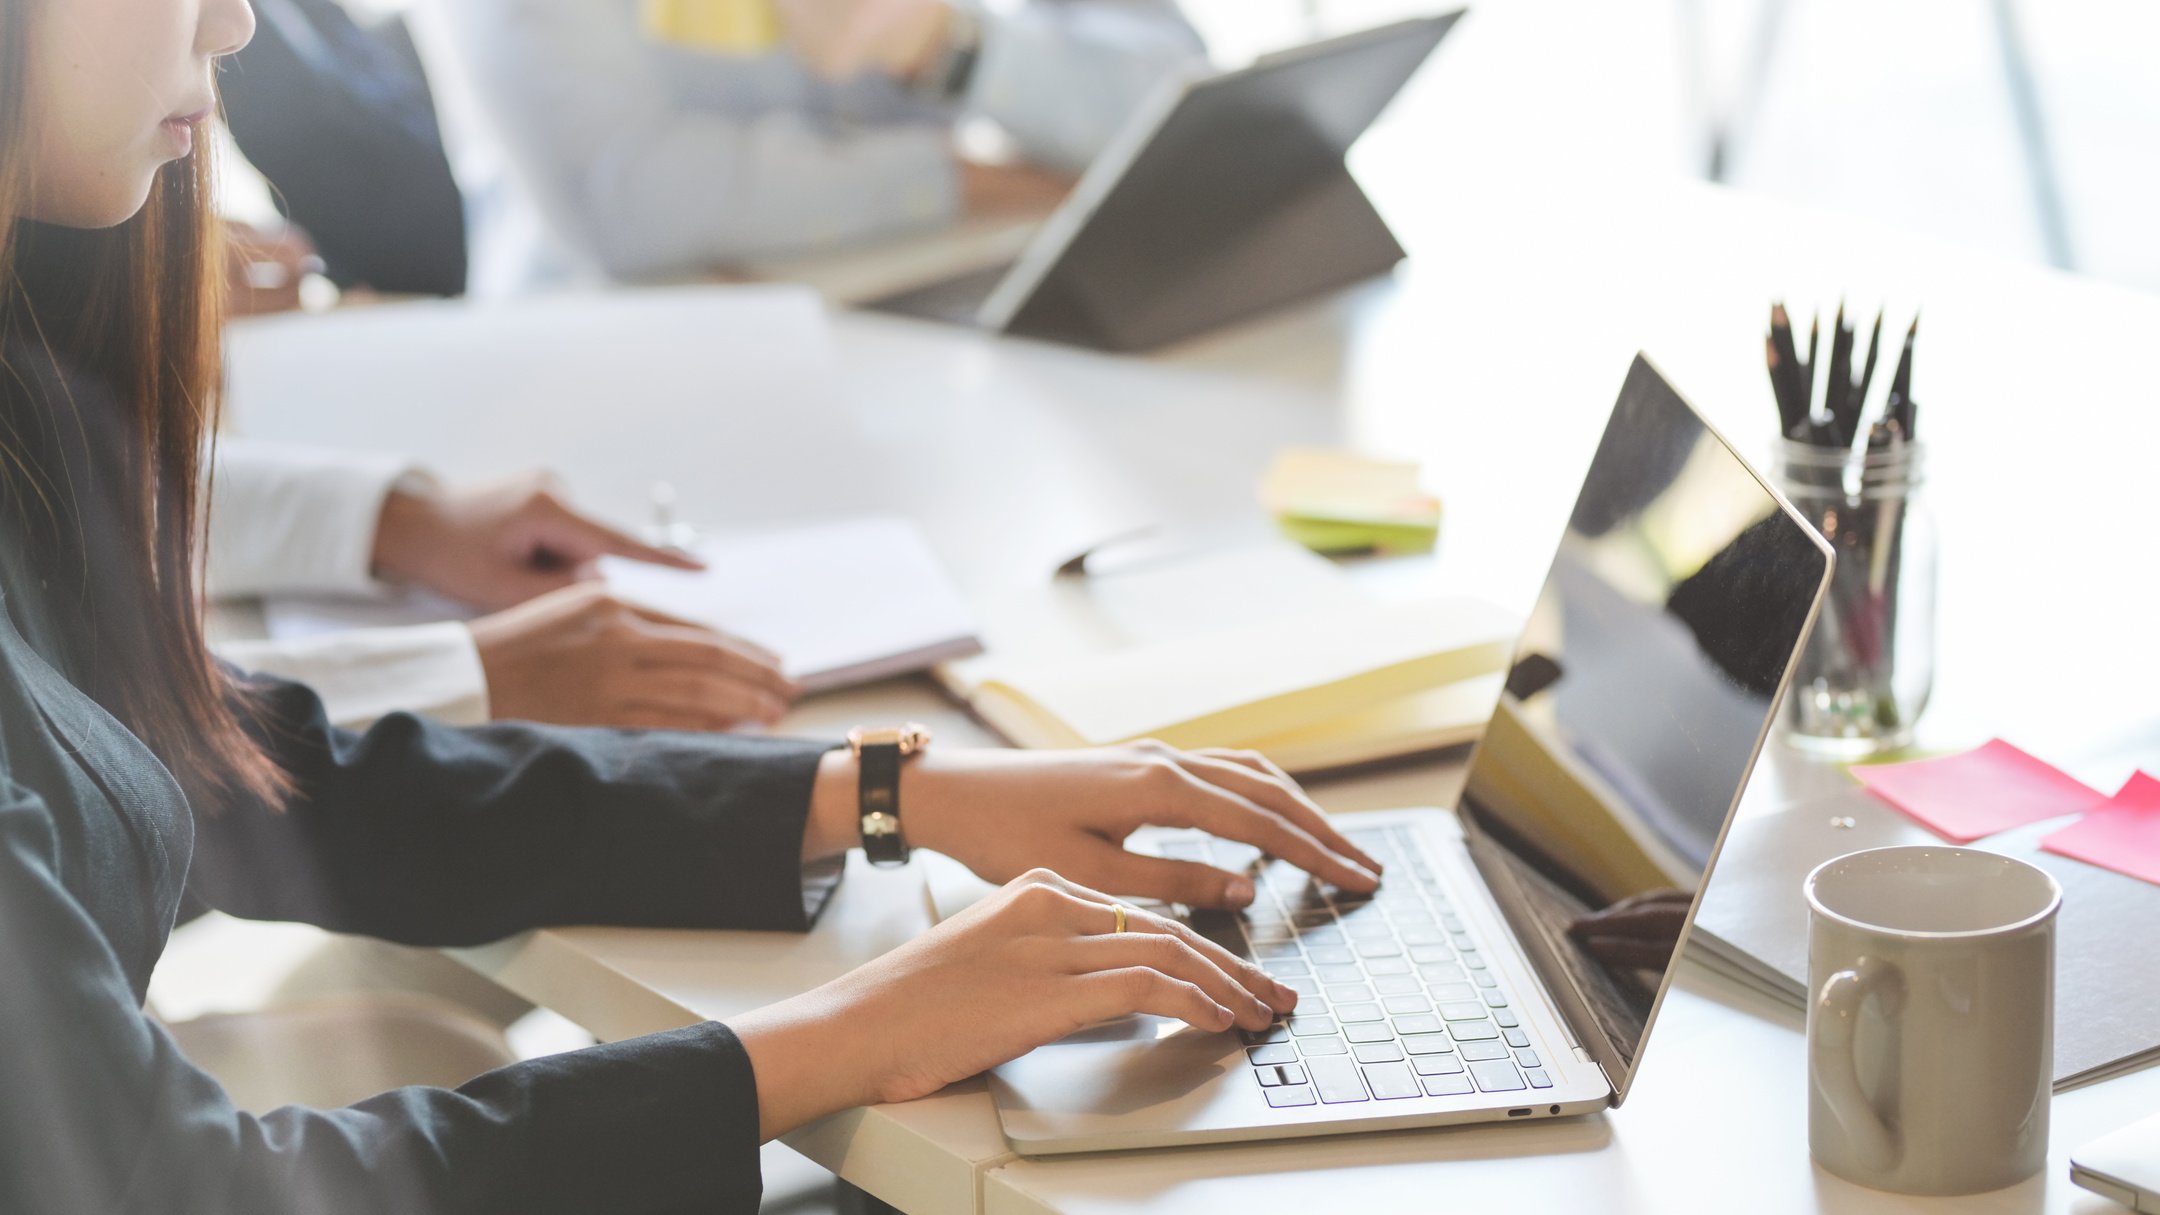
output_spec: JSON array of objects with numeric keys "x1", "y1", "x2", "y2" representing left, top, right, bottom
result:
[
  {"x1": 935, "y1": 544, "x2": 1516, "y2": 773},
  {"x1": 262, "y1": 515, "x2": 980, "y2": 694}
]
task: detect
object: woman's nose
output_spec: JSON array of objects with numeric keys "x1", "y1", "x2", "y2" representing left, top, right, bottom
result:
[{"x1": 198, "y1": 0, "x2": 258, "y2": 61}]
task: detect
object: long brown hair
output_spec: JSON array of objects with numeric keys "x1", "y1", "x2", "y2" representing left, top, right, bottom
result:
[{"x1": 0, "y1": 0, "x2": 287, "y2": 809}]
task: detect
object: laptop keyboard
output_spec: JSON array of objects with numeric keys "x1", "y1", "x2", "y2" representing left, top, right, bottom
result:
[{"x1": 1161, "y1": 825, "x2": 1556, "y2": 1108}]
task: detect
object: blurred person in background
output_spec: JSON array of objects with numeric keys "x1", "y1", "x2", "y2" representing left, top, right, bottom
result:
[{"x1": 434, "y1": 0, "x2": 1206, "y2": 279}]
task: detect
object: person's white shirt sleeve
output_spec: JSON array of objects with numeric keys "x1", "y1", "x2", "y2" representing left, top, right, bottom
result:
[
  {"x1": 205, "y1": 439, "x2": 491, "y2": 729},
  {"x1": 433, "y1": 0, "x2": 1204, "y2": 278},
  {"x1": 205, "y1": 438, "x2": 419, "y2": 600},
  {"x1": 965, "y1": 0, "x2": 1205, "y2": 173}
]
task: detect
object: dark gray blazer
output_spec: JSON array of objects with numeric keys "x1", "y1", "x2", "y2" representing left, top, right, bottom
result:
[{"x1": 0, "y1": 338, "x2": 839, "y2": 1212}]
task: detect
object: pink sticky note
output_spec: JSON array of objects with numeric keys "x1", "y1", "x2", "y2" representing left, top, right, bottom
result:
[
  {"x1": 2042, "y1": 772, "x2": 2160, "y2": 887},
  {"x1": 1851, "y1": 738, "x2": 2109, "y2": 843}
]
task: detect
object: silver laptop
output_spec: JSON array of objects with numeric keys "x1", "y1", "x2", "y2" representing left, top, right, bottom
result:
[{"x1": 989, "y1": 355, "x2": 1835, "y2": 1154}]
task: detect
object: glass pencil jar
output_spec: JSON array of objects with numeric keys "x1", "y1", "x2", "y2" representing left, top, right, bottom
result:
[{"x1": 1772, "y1": 438, "x2": 1937, "y2": 756}]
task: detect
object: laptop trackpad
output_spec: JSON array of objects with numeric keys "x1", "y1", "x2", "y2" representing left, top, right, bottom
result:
[{"x1": 991, "y1": 1017, "x2": 1239, "y2": 1117}]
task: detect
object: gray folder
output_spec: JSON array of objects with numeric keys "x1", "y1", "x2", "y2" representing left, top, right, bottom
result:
[{"x1": 1690, "y1": 786, "x2": 2160, "y2": 1089}]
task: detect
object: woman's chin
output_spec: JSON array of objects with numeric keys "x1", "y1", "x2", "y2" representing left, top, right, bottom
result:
[{"x1": 26, "y1": 173, "x2": 161, "y2": 231}]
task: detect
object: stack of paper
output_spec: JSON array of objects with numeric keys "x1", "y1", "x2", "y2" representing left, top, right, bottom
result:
[{"x1": 935, "y1": 544, "x2": 1516, "y2": 773}]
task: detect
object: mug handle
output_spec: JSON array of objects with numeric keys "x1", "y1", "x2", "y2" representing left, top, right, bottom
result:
[{"x1": 1811, "y1": 955, "x2": 1903, "y2": 1172}]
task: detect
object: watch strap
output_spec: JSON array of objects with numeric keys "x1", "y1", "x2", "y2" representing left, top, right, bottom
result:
[{"x1": 856, "y1": 737, "x2": 910, "y2": 867}]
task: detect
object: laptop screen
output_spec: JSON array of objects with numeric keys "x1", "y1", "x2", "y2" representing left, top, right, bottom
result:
[{"x1": 1455, "y1": 356, "x2": 1830, "y2": 1100}]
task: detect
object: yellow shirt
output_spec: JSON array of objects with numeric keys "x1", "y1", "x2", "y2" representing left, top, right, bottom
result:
[{"x1": 640, "y1": 0, "x2": 782, "y2": 53}]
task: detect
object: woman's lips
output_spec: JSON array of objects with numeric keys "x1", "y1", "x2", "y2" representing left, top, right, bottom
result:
[{"x1": 160, "y1": 108, "x2": 210, "y2": 156}]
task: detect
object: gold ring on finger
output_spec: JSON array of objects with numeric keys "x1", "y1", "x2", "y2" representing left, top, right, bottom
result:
[{"x1": 1112, "y1": 904, "x2": 1130, "y2": 934}]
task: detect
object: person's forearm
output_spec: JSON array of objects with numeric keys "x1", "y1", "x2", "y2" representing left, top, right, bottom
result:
[
  {"x1": 799, "y1": 747, "x2": 1016, "y2": 863},
  {"x1": 729, "y1": 985, "x2": 881, "y2": 1140}
]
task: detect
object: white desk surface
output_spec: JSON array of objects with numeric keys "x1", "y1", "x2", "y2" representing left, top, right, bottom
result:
[{"x1": 225, "y1": 156, "x2": 2160, "y2": 1213}]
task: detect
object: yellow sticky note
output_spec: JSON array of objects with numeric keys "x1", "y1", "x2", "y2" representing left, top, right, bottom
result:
[
  {"x1": 1260, "y1": 448, "x2": 1441, "y2": 554},
  {"x1": 641, "y1": 0, "x2": 783, "y2": 54}
]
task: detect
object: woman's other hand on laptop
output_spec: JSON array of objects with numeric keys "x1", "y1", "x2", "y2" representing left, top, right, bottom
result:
[
  {"x1": 730, "y1": 868, "x2": 1298, "y2": 1139},
  {"x1": 805, "y1": 740, "x2": 1383, "y2": 909}
]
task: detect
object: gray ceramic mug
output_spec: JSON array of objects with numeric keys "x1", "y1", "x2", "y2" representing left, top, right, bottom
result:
[{"x1": 1805, "y1": 846, "x2": 2059, "y2": 1195}]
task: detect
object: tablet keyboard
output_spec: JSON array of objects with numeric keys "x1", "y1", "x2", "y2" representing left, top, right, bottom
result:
[{"x1": 1162, "y1": 825, "x2": 1555, "y2": 1108}]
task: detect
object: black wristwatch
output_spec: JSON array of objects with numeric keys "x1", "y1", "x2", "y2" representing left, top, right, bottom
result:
[{"x1": 846, "y1": 724, "x2": 932, "y2": 867}]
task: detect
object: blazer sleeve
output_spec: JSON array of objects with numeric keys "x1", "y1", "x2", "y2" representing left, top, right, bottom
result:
[
  {"x1": 0, "y1": 773, "x2": 771, "y2": 1215},
  {"x1": 186, "y1": 671, "x2": 845, "y2": 946}
]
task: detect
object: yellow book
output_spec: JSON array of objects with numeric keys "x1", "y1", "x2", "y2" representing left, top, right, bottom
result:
[
  {"x1": 641, "y1": 0, "x2": 783, "y2": 54},
  {"x1": 934, "y1": 544, "x2": 1518, "y2": 773}
]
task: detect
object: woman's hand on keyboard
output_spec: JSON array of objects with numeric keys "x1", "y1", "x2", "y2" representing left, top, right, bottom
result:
[
  {"x1": 805, "y1": 740, "x2": 1383, "y2": 909},
  {"x1": 729, "y1": 868, "x2": 1299, "y2": 1139}
]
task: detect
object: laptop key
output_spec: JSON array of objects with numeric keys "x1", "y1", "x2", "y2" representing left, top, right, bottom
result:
[
  {"x1": 1354, "y1": 940, "x2": 1403, "y2": 959},
  {"x1": 1255, "y1": 942, "x2": 1303, "y2": 960},
  {"x1": 1428, "y1": 982, "x2": 1477, "y2": 1003},
  {"x1": 1353, "y1": 1041, "x2": 1405, "y2": 1064},
  {"x1": 1374, "y1": 974, "x2": 1423, "y2": 995},
  {"x1": 1315, "y1": 964, "x2": 1365, "y2": 984},
  {"x1": 1469, "y1": 1060, "x2": 1526, "y2": 1092},
  {"x1": 1412, "y1": 1054, "x2": 1466, "y2": 1076},
  {"x1": 1407, "y1": 944, "x2": 1453, "y2": 964},
  {"x1": 1459, "y1": 1042, "x2": 1510, "y2": 1062},
  {"x1": 1438, "y1": 1002, "x2": 1489, "y2": 1021},
  {"x1": 1324, "y1": 984, "x2": 1375, "y2": 1004},
  {"x1": 1401, "y1": 1034, "x2": 1454, "y2": 1056},
  {"x1": 1265, "y1": 1085, "x2": 1319, "y2": 1108},
  {"x1": 1484, "y1": 989, "x2": 1510, "y2": 1008},
  {"x1": 1247, "y1": 1044, "x2": 1298, "y2": 1066},
  {"x1": 1307, "y1": 947, "x2": 1356, "y2": 966},
  {"x1": 1363, "y1": 956, "x2": 1412, "y2": 976},
  {"x1": 1397, "y1": 926, "x2": 1446, "y2": 945},
  {"x1": 1256, "y1": 1063, "x2": 1309, "y2": 1087},
  {"x1": 1346, "y1": 1022, "x2": 1396, "y2": 1045},
  {"x1": 1422, "y1": 1073, "x2": 1476, "y2": 1097},
  {"x1": 1514, "y1": 1049, "x2": 1542, "y2": 1069},
  {"x1": 1382, "y1": 995, "x2": 1432, "y2": 1015},
  {"x1": 1334, "y1": 1003, "x2": 1385, "y2": 1024},
  {"x1": 1391, "y1": 1013, "x2": 1443, "y2": 1036},
  {"x1": 1525, "y1": 1068, "x2": 1554, "y2": 1089},
  {"x1": 1281, "y1": 976, "x2": 1321, "y2": 996},
  {"x1": 1450, "y1": 1020, "x2": 1500, "y2": 1042},
  {"x1": 1289, "y1": 1016, "x2": 1338, "y2": 1036},
  {"x1": 1297, "y1": 1035, "x2": 1349, "y2": 1057},
  {"x1": 1504, "y1": 1029, "x2": 1531, "y2": 1048},
  {"x1": 1306, "y1": 1056, "x2": 1369, "y2": 1104},
  {"x1": 1493, "y1": 1008, "x2": 1521, "y2": 1028},
  {"x1": 1363, "y1": 1061, "x2": 1422, "y2": 1100},
  {"x1": 1242, "y1": 1025, "x2": 1291, "y2": 1045}
]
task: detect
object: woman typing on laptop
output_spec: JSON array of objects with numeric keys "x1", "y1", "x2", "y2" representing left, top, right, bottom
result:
[{"x1": 0, "y1": 1, "x2": 1379, "y2": 1209}]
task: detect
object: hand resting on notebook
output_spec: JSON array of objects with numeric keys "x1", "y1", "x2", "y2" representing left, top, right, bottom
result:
[{"x1": 367, "y1": 472, "x2": 801, "y2": 730}]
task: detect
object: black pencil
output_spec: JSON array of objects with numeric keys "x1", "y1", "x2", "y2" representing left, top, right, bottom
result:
[
  {"x1": 1769, "y1": 304, "x2": 1805, "y2": 437},
  {"x1": 1827, "y1": 303, "x2": 1855, "y2": 445},
  {"x1": 1890, "y1": 314, "x2": 1919, "y2": 438},
  {"x1": 1853, "y1": 308, "x2": 1885, "y2": 429}
]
